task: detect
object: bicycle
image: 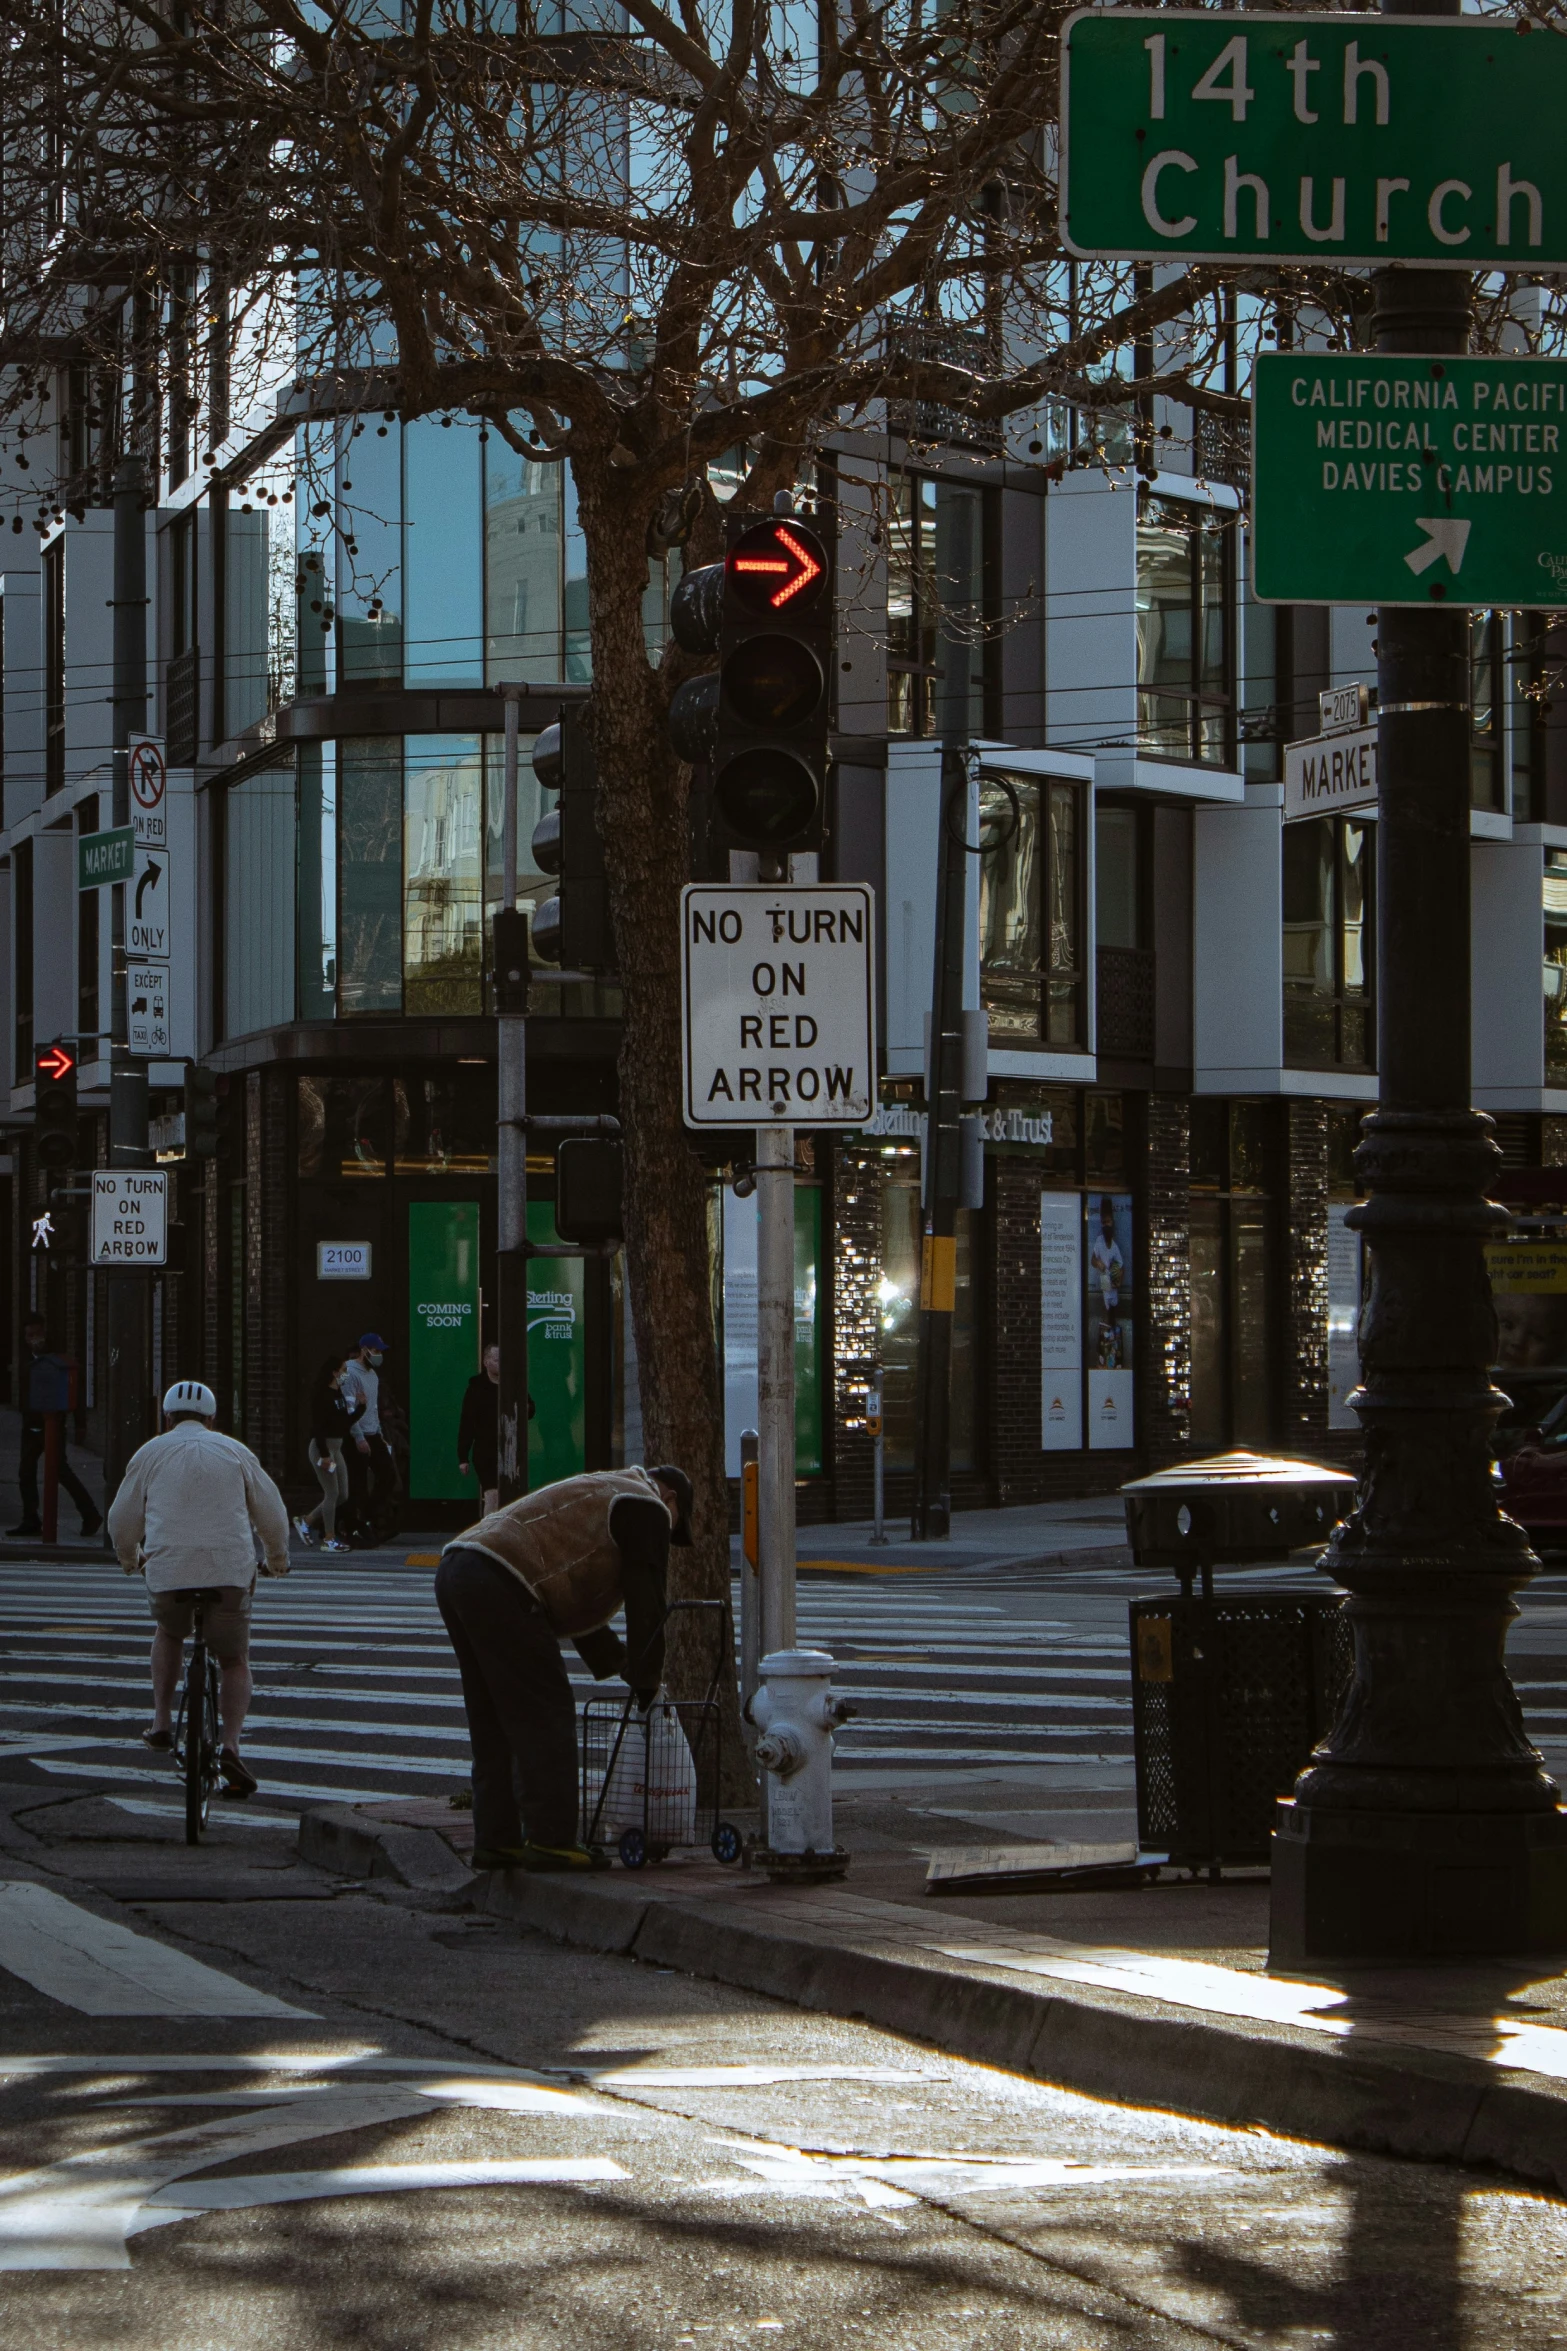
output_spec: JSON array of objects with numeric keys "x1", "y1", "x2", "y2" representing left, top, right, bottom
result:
[{"x1": 170, "y1": 1589, "x2": 223, "y2": 1845}]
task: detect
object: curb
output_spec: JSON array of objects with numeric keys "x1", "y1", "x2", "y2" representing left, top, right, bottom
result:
[
  {"x1": 297, "y1": 1805, "x2": 1567, "y2": 2197},
  {"x1": 297, "y1": 1804, "x2": 476, "y2": 1897}
]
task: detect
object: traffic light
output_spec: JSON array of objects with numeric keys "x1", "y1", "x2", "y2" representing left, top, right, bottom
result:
[
  {"x1": 33, "y1": 1043, "x2": 77, "y2": 1169},
  {"x1": 555, "y1": 1137, "x2": 623, "y2": 1245},
  {"x1": 185, "y1": 1063, "x2": 220, "y2": 1159},
  {"x1": 492, "y1": 905, "x2": 530, "y2": 1015},
  {"x1": 668, "y1": 506, "x2": 833, "y2": 876},
  {"x1": 529, "y1": 709, "x2": 614, "y2": 971}
]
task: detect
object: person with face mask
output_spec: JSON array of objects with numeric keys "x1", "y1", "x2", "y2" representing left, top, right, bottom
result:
[{"x1": 340, "y1": 1333, "x2": 397, "y2": 1547}]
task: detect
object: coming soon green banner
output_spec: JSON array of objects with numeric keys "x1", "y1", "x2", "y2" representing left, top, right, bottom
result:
[{"x1": 408, "y1": 1201, "x2": 482, "y2": 1501}]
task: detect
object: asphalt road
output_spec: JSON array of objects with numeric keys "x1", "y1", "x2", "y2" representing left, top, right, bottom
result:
[{"x1": 0, "y1": 1781, "x2": 1564, "y2": 2348}]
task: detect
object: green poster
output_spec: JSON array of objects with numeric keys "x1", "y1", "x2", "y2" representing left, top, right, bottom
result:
[
  {"x1": 529, "y1": 1199, "x2": 586, "y2": 1484},
  {"x1": 795, "y1": 1185, "x2": 822, "y2": 1478},
  {"x1": 408, "y1": 1200, "x2": 481, "y2": 1500}
]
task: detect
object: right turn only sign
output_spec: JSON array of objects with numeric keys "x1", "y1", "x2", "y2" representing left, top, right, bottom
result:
[{"x1": 681, "y1": 885, "x2": 876, "y2": 1127}]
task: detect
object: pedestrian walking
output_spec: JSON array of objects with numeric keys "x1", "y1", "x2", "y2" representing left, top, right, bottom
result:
[
  {"x1": 107, "y1": 1378, "x2": 290, "y2": 1798},
  {"x1": 457, "y1": 1343, "x2": 501, "y2": 1515},
  {"x1": 435, "y1": 1464, "x2": 693, "y2": 1872},
  {"x1": 293, "y1": 1352, "x2": 361, "y2": 1552},
  {"x1": 340, "y1": 1332, "x2": 398, "y2": 1546},
  {"x1": 8, "y1": 1315, "x2": 99, "y2": 1540}
]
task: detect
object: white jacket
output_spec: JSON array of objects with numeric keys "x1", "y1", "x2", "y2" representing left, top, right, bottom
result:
[{"x1": 107, "y1": 1421, "x2": 291, "y2": 1594}]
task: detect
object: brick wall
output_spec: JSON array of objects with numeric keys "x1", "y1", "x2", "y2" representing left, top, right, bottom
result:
[
  {"x1": 1284, "y1": 1100, "x2": 1330, "y2": 1452},
  {"x1": 1143, "y1": 1091, "x2": 1191, "y2": 1464},
  {"x1": 828, "y1": 1144, "x2": 882, "y2": 1521},
  {"x1": 242, "y1": 1069, "x2": 292, "y2": 1480}
]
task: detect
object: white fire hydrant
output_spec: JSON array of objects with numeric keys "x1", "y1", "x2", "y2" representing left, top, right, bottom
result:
[{"x1": 749, "y1": 1648, "x2": 852, "y2": 1880}]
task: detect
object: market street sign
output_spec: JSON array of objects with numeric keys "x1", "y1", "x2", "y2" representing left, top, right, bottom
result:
[
  {"x1": 77, "y1": 827, "x2": 134, "y2": 890},
  {"x1": 1285, "y1": 725, "x2": 1378, "y2": 823},
  {"x1": 681, "y1": 884, "x2": 876, "y2": 1127},
  {"x1": 1060, "y1": 10, "x2": 1567, "y2": 268},
  {"x1": 90, "y1": 1169, "x2": 167, "y2": 1267},
  {"x1": 1253, "y1": 352, "x2": 1567, "y2": 607}
]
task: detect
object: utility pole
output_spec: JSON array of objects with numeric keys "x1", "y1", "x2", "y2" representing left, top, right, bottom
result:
[
  {"x1": 1271, "y1": 0, "x2": 1567, "y2": 1959},
  {"x1": 756, "y1": 1123, "x2": 796, "y2": 1660},
  {"x1": 911, "y1": 493, "x2": 974, "y2": 1541},
  {"x1": 494, "y1": 684, "x2": 529, "y2": 1506},
  {"x1": 104, "y1": 452, "x2": 151, "y2": 1503}
]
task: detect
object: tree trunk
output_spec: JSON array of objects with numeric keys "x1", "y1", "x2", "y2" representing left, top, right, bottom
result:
[{"x1": 575, "y1": 461, "x2": 754, "y2": 1807}]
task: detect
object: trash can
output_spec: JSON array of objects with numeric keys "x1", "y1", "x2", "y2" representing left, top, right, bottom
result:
[{"x1": 1121, "y1": 1452, "x2": 1358, "y2": 1875}]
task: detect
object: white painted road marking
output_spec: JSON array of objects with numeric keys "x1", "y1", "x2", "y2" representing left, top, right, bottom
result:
[
  {"x1": 0, "y1": 1883, "x2": 315, "y2": 2018},
  {"x1": 130, "y1": 2157, "x2": 630, "y2": 2229}
]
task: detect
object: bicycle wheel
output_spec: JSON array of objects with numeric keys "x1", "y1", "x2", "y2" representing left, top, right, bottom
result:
[{"x1": 183, "y1": 1641, "x2": 213, "y2": 1844}]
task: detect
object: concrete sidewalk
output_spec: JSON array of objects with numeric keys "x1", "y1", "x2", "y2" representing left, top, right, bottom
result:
[
  {"x1": 784, "y1": 1494, "x2": 1133, "y2": 1575},
  {"x1": 299, "y1": 1778, "x2": 1567, "y2": 2202}
]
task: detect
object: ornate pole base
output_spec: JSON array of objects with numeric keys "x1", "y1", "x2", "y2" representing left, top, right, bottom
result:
[{"x1": 1272, "y1": 1802, "x2": 1567, "y2": 1966}]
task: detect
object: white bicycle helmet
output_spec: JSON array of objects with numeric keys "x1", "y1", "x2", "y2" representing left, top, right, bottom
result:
[{"x1": 163, "y1": 1379, "x2": 217, "y2": 1419}]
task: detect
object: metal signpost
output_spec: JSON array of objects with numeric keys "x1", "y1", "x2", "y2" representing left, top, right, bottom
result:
[
  {"x1": 1254, "y1": 353, "x2": 1567, "y2": 606},
  {"x1": 1060, "y1": 10, "x2": 1567, "y2": 268},
  {"x1": 681, "y1": 881, "x2": 876, "y2": 1759}
]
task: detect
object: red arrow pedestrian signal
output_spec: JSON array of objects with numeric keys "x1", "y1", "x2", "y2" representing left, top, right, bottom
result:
[
  {"x1": 36, "y1": 1045, "x2": 75, "y2": 1083},
  {"x1": 728, "y1": 519, "x2": 828, "y2": 615}
]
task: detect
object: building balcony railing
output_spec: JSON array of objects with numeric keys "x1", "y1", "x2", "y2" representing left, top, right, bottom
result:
[{"x1": 1096, "y1": 944, "x2": 1156, "y2": 1062}]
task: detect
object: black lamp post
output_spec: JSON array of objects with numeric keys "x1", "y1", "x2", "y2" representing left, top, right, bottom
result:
[{"x1": 1270, "y1": 0, "x2": 1567, "y2": 1963}]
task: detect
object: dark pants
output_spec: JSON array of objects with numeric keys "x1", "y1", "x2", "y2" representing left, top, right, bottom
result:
[
  {"x1": 18, "y1": 1421, "x2": 96, "y2": 1530},
  {"x1": 435, "y1": 1546, "x2": 578, "y2": 1851},
  {"x1": 345, "y1": 1432, "x2": 397, "y2": 1542}
]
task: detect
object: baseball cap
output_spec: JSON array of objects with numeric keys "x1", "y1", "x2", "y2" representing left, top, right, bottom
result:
[{"x1": 359, "y1": 1331, "x2": 389, "y2": 1350}]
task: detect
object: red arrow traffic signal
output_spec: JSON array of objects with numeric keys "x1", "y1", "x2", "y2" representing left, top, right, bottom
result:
[
  {"x1": 728, "y1": 519, "x2": 827, "y2": 613},
  {"x1": 36, "y1": 1045, "x2": 75, "y2": 1083}
]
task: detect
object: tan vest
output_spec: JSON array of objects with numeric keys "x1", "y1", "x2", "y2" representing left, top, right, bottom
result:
[{"x1": 456, "y1": 1467, "x2": 666, "y2": 1637}]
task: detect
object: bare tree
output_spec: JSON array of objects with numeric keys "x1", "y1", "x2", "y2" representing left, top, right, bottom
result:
[{"x1": 6, "y1": 0, "x2": 1473, "y2": 1737}]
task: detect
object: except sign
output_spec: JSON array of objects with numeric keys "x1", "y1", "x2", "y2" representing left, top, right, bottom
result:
[
  {"x1": 1253, "y1": 352, "x2": 1567, "y2": 607},
  {"x1": 126, "y1": 962, "x2": 170, "y2": 1058},
  {"x1": 90, "y1": 1170, "x2": 167, "y2": 1267},
  {"x1": 77, "y1": 827, "x2": 134, "y2": 890},
  {"x1": 1061, "y1": 10, "x2": 1567, "y2": 267},
  {"x1": 1285, "y1": 726, "x2": 1378, "y2": 824},
  {"x1": 681, "y1": 884, "x2": 876, "y2": 1128},
  {"x1": 128, "y1": 735, "x2": 167, "y2": 848}
]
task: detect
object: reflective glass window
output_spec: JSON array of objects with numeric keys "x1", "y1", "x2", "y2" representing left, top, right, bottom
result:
[
  {"x1": 405, "y1": 415, "x2": 484, "y2": 687},
  {"x1": 486, "y1": 437, "x2": 563, "y2": 682},
  {"x1": 223, "y1": 759, "x2": 296, "y2": 1038},
  {"x1": 405, "y1": 735, "x2": 484, "y2": 1014},
  {"x1": 337, "y1": 739, "x2": 403, "y2": 1013},
  {"x1": 337, "y1": 419, "x2": 403, "y2": 689}
]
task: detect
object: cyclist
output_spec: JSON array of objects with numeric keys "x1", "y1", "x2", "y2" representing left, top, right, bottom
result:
[{"x1": 107, "y1": 1379, "x2": 290, "y2": 1798}]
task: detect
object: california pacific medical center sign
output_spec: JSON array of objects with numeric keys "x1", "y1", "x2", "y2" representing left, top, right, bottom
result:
[
  {"x1": 681, "y1": 885, "x2": 877, "y2": 1128},
  {"x1": 1253, "y1": 354, "x2": 1567, "y2": 608}
]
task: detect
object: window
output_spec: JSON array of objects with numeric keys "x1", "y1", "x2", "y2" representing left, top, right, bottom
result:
[
  {"x1": 1095, "y1": 805, "x2": 1155, "y2": 1061},
  {"x1": 1096, "y1": 807, "x2": 1142, "y2": 950},
  {"x1": 337, "y1": 739, "x2": 403, "y2": 1013},
  {"x1": 77, "y1": 796, "x2": 98, "y2": 1049},
  {"x1": 1546, "y1": 851, "x2": 1567, "y2": 1089},
  {"x1": 13, "y1": 838, "x2": 32, "y2": 1080},
  {"x1": 1471, "y1": 610, "x2": 1505, "y2": 813},
  {"x1": 978, "y1": 769, "x2": 1085, "y2": 1048},
  {"x1": 1136, "y1": 491, "x2": 1234, "y2": 767},
  {"x1": 1512, "y1": 613, "x2": 1551, "y2": 824},
  {"x1": 1189, "y1": 1099, "x2": 1279, "y2": 1453},
  {"x1": 877, "y1": 1164, "x2": 977, "y2": 1471},
  {"x1": 1283, "y1": 815, "x2": 1374, "y2": 1070},
  {"x1": 404, "y1": 735, "x2": 484, "y2": 1013},
  {"x1": 222, "y1": 761, "x2": 296, "y2": 1038},
  {"x1": 219, "y1": 452, "x2": 295, "y2": 740},
  {"x1": 886, "y1": 472, "x2": 994, "y2": 737},
  {"x1": 42, "y1": 541, "x2": 65, "y2": 795}
]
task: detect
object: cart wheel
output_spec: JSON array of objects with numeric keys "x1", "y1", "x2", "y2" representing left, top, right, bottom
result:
[
  {"x1": 618, "y1": 1827, "x2": 647, "y2": 1870},
  {"x1": 646, "y1": 1841, "x2": 670, "y2": 1865},
  {"x1": 711, "y1": 1821, "x2": 743, "y2": 1866}
]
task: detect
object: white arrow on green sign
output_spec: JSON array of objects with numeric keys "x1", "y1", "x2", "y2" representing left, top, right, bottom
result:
[
  {"x1": 1253, "y1": 352, "x2": 1567, "y2": 608},
  {"x1": 1061, "y1": 10, "x2": 1567, "y2": 268},
  {"x1": 77, "y1": 826, "x2": 134, "y2": 889}
]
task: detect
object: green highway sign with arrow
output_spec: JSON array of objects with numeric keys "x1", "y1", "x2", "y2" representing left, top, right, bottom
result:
[
  {"x1": 1252, "y1": 352, "x2": 1567, "y2": 608},
  {"x1": 1061, "y1": 10, "x2": 1567, "y2": 267}
]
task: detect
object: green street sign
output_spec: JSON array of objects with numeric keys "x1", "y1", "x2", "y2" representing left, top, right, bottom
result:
[
  {"x1": 77, "y1": 827, "x2": 134, "y2": 889},
  {"x1": 1061, "y1": 10, "x2": 1567, "y2": 267},
  {"x1": 1253, "y1": 352, "x2": 1567, "y2": 608}
]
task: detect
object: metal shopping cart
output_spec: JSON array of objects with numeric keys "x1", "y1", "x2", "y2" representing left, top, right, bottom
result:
[{"x1": 581, "y1": 1598, "x2": 744, "y2": 1869}]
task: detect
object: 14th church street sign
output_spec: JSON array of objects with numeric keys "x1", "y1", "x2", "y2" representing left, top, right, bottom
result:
[
  {"x1": 1252, "y1": 353, "x2": 1567, "y2": 608},
  {"x1": 1060, "y1": 11, "x2": 1567, "y2": 267}
]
